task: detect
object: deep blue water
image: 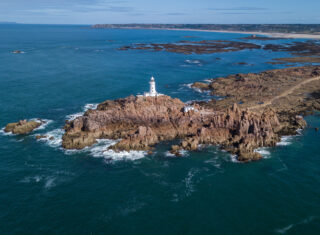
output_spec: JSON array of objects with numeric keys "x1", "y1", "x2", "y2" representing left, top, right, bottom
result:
[{"x1": 1, "y1": 24, "x2": 320, "y2": 234}]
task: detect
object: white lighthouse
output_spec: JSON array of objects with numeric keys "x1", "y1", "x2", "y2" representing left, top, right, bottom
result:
[
  {"x1": 143, "y1": 76, "x2": 163, "y2": 97},
  {"x1": 149, "y1": 77, "x2": 156, "y2": 96}
]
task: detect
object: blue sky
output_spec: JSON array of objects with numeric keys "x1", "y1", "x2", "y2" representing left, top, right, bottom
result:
[{"x1": 0, "y1": 0, "x2": 319, "y2": 24}]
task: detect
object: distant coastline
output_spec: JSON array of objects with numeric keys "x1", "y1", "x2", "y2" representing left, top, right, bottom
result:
[
  {"x1": 145, "y1": 28, "x2": 320, "y2": 39},
  {"x1": 92, "y1": 24, "x2": 320, "y2": 39}
]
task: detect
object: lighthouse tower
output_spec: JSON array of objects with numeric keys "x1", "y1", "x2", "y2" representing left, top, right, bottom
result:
[
  {"x1": 149, "y1": 76, "x2": 157, "y2": 96},
  {"x1": 143, "y1": 76, "x2": 163, "y2": 97}
]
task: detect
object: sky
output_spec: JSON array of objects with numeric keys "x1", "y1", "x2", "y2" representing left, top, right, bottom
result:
[{"x1": 0, "y1": 0, "x2": 319, "y2": 24}]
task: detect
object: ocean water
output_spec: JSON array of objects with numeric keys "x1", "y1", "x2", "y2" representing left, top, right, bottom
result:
[{"x1": 1, "y1": 24, "x2": 320, "y2": 234}]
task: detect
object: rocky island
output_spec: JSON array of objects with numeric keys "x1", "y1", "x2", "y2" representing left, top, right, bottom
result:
[
  {"x1": 62, "y1": 66, "x2": 320, "y2": 162},
  {"x1": 4, "y1": 119, "x2": 45, "y2": 134}
]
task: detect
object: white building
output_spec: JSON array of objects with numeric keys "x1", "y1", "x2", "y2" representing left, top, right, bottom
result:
[
  {"x1": 183, "y1": 106, "x2": 196, "y2": 113},
  {"x1": 143, "y1": 77, "x2": 163, "y2": 97}
]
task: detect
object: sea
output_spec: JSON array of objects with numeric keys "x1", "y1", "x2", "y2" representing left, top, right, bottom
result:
[{"x1": 1, "y1": 24, "x2": 320, "y2": 234}]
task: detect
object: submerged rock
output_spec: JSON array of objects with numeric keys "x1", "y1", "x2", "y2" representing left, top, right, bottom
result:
[
  {"x1": 36, "y1": 135, "x2": 48, "y2": 140},
  {"x1": 5, "y1": 120, "x2": 41, "y2": 134}
]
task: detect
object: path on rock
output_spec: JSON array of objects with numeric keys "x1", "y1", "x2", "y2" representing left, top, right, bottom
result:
[{"x1": 249, "y1": 76, "x2": 320, "y2": 110}]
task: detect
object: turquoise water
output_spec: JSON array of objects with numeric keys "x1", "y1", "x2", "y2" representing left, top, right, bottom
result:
[{"x1": 1, "y1": 24, "x2": 320, "y2": 234}]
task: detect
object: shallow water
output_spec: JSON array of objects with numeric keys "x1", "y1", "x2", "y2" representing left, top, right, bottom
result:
[{"x1": 1, "y1": 24, "x2": 320, "y2": 234}]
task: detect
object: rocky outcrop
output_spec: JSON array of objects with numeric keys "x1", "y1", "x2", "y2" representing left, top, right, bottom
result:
[
  {"x1": 63, "y1": 66, "x2": 320, "y2": 161},
  {"x1": 63, "y1": 95, "x2": 283, "y2": 162},
  {"x1": 191, "y1": 82, "x2": 210, "y2": 90},
  {"x1": 4, "y1": 120, "x2": 42, "y2": 134}
]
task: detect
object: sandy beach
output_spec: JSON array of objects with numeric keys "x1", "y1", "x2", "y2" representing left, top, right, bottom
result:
[{"x1": 115, "y1": 27, "x2": 320, "y2": 39}]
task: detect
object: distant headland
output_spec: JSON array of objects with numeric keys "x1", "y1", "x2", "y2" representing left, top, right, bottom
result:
[{"x1": 92, "y1": 24, "x2": 320, "y2": 39}]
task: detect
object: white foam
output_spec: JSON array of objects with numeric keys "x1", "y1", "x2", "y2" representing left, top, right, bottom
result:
[
  {"x1": 276, "y1": 224, "x2": 293, "y2": 234},
  {"x1": 179, "y1": 149, "x2": 189, "y2": 156},
  {"x1": 229, "y1": 154, "x2": 239, "y2": 163},
  {"x1": 192, "y1": 87, "x2": 203, "y2": 93},
  {"x1": 184, "y1": 168, "x2": 199, "y2": 197},
  {"x1": 277, "y1": 136, "x2": 293, "y2": 146},
  {"x1": 205, "y1": 158, "x2": 222, "y2": 169},
  {"x1": 20, "y1": 175, "x2": 43, "y2": 183},
  {"x1": 165, "y1": 149, "x2": 189, "y2": 158},
  {"x1": 255, "y1": 147, "x2": 271, "y2": 158},
  {"x1": 30, "y1": 119, "x2": 53, "y2": 131},
  {"x1": 185, "y1": 59, "x2": 202, "y2": 66},
  {"x1": 181, "y1": 83, "x2": 211, "y2": 94},
  {"x1": 44, "y1": 177, "x2": 56, "y2": 189},
  {"x1": 89, "y1": 139, "x2": 146, "y2": 161},
  {"x1": 66, "y1": 103, "x2": 98, "y2": 121},
  {"x1": 296, "y1": 128, "x2": 303, "y2": 135},
  {"x1": 37, "y1": 128, "x2": 65, "y2": 148},
  {"x1": 165, "y1": 151, "x2": 176, "y2": 157},
  {"x1": 12, "y1": 51, "x2": 26, "y2": 54},
  {"x1": 183, "y1": 83, "x2": 193, "y2": 89},
  {"x1": 0, "y1": 128, "x2": 14, "y2": 136},
  {"x1": 65, "y1": 112, "x2": 83, "y2": 121},
  {"x1": 275, "y1": 216, "x2": 317, "y2": 234}
]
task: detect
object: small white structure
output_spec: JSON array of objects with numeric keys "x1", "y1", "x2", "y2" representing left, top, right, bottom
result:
[
  {"x1": 184, "y1": 106, "x2": 196, "y2": 113},
  {"x1": 143, "y1": 76, "x2": 163, "y2": 97}
]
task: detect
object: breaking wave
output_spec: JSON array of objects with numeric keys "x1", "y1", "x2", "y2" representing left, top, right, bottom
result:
[
  {"x1": 185, "y1": 59, "x2": 203, "y2": 66},
  {"x1": 275, "y1": 216, "x2": 318, "y2": 234},
  {"x1": 165, "y1": 149, "x2": 189, "y2": 158},
  {"x1": 66, "y1": 103, "x2": 98, "y2": 121},
  {"x1": 89, "y1": 139, "x2": 146, "y2": 161},
  {"x1": 31, "y1": 119, "x2": 53, "y2": 131},
  {"x1": 229, "y1": 154, "x2": 239, "y2": 163},
  {"x1": 181, "y1": 83, "x2": 205, "y2": 94},
  {"x1": 0, "y1": 128, "x2": 14, "y2": 136},
  {"x1": 36, "y1": 128, "x2": 65, "y2": 148},
  {"x1": 277, "y1": 136, "x2": 294, "y2": 146},
  {"x1": 255, "y1": 147, "x2": 271, "y2": 158}
]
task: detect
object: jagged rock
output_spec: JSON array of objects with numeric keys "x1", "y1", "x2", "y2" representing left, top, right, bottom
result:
[
  {"x1": 192, "y1": 82, "x2": 210, "y2": 90},
  {"x1": 4, "y1": 120, "x2": 41, "y2": 134},
  {"x1": 63, "y1": 95, "x2": 282, "y2": 162}
]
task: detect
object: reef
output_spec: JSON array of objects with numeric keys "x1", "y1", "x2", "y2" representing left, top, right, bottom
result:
[
  {"x1": 240, "y1": 35, "x2": 284, "y2": 40},
  {"x1": 4, "y1": 120, "x2": 43, "y2": 134},
  {"x1": 270, "y1": 57, "x2": 320, "y2": 64},
  {"x1": 119, "y1": 40, "x2": 261, "y2": 55},
  {"x1": 264, "y1": 41, "x2": 320, "y2": 56}
]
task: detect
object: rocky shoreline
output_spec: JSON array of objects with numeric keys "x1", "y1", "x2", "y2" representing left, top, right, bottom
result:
[
  {"x1": 62, "y1": 66, "x2": 320, "y2": 162},
  {"x1": 62, "y1": 95, "x2": 281, "y2": 162},
  {"x1": 5, "y1": 66, "x2": 320, "y2": 162}
]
